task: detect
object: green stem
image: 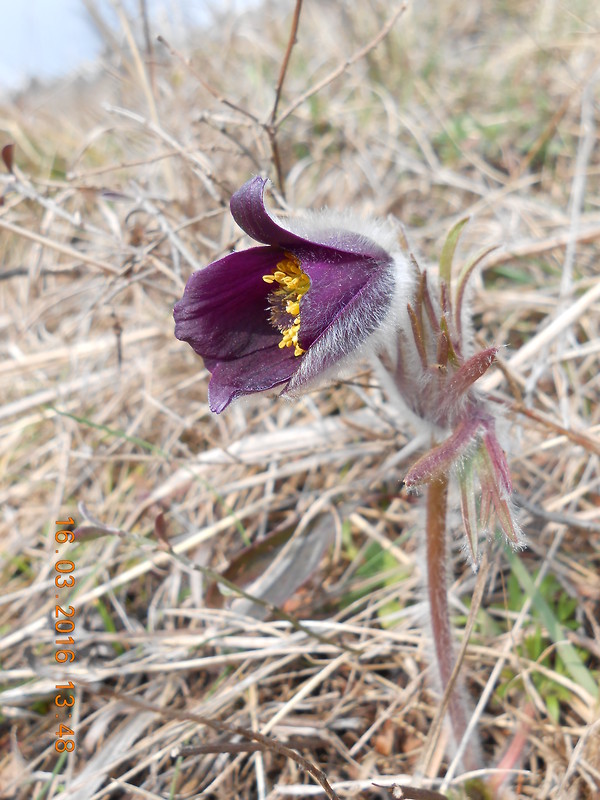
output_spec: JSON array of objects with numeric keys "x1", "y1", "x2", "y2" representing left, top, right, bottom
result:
[{"x1": 425, "y1": 475, "x2": 479, "y2": 772}]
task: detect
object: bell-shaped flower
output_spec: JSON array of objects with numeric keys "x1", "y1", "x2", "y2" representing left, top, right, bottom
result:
[{"x1": 174, "y1": 177, "x2": 412, "y2": 412}]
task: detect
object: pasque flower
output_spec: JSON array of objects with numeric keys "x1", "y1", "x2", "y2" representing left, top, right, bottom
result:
[
  {"x1": 174, "y1": 176, "x2": 412, "y2": 413},
  {"x1": 175, "y1": 186, "x2": 524, "y2": 776},
  {"x1": 175, "y1": 183, "x2": 519, "y2": 558}
]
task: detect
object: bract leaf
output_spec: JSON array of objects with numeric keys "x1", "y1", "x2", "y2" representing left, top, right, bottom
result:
[{"x1": 439, "y1": 216, "x2": 469, "y2": 286}]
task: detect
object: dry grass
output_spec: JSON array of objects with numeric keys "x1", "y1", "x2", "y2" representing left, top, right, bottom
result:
[{"x1": 0, "y1": 1, "x2": 599, "y2": 798}]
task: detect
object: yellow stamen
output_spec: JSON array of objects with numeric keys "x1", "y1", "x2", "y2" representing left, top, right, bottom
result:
[{"x1": 263, "y1": 253, "x2": 310, "y2": 356}]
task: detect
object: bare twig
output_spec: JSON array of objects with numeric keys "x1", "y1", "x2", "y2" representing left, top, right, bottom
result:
[
  {"x1": 509, "y1": 402, "x2": 600, "y2": 457},
  {"x1": 514, "y1": 492, "x2": 600, "y2": 533},
  {"x1": 156, "y1": 35, "x2": 259, "y2": 124},
  {"x1": 95, "y1": 689, "x2": 342, "y2": 800},
  {"x1": 274, "y1": 3, "x2": 407, "y2": 128},
  {"x1": 266, "y1": 0, "x2": 304, "y2": 195},
  {"x1": 0, "y1": 217, "x2": 120, "y2": 275},
  {"x1": 515, "y1": 53, "x2": 600, "y2": 179},
  {"x1": 483, "y1": 225, "x2": 600, "y2": 270},
  {"x1": 270, "y1": 0, "x2": 303, "y2": 127}
]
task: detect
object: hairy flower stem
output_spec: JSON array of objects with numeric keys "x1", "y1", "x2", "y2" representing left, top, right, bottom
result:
[{"x1": 425, "y1": 475, "x2": 479, "y2": 772}]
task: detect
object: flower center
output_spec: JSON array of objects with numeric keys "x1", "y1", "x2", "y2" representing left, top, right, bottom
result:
[{"x1": 262, "y1": 253, "x2": 310, "y2": 357}]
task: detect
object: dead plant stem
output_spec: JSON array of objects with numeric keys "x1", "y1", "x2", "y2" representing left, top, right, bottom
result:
[
  {"x1": 274, "y1": 3, "x2": 407, "y2": 129},
  {"x1": 267, "y1": 0, "x2": 303, "y2": 195},
  {"x1": 270, "y1": 0, "x2": 303, "y2": 126},
  {"x1": 96, "y1": 689, "x2": 342, "y2": 800}
]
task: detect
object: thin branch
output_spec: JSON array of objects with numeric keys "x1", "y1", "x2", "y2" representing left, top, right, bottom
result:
[
  {"x1": 270, "y1": 0, "x2": 303, "y2": 126},
  {"x1": 181, "y1": 742, "x2": 269, "y2": 755},
  {"x1": 265, "y1": 1, "x2": 304, "y2": 197},
  {"x1": 95, "y1": 689, "x2": 342, "y2": 800},
  {"x1": 157, "y1": 35, "x2": 259, "y2": 124},
  {"x1": 268, "y1": 134, "x2": 286, "y2": 199},
  {"x1": 181, "y1": 736, "x2": 326, "y2": 756},
  {"x1": 0, "y1": 217, "x2": 120, "y2": 275},
  {"x1": 483, "y1": 225, "x2": 600, "y2": 270},
  {"x1": 158, "y1": 533, "x2": 360, "y2": 654},
  {"x1": 274, "y1": 3, "x2": 407, "y2": 129},
  {"x1": 513, "y1": 492, "x2": 600, "y2": 533},
  {"x1": 510, "y1": 402, "x2": 600, "y2": 457},
  {"x1": 113, "y1": 0, "x2": 159, "y2": 128}
]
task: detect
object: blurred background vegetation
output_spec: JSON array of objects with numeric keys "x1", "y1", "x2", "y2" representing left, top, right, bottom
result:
[{"x1": 0, "y1": 1, "x2": 599, "y2": 798}]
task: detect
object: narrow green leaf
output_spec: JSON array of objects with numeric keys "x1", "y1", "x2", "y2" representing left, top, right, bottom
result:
[
  {"x1": 95, "y1": 598, "x2": 125, "y2": 655},
  {"x1": 455, "y1": 244, "x2": 498, "y2": 341},
  {"x1": 439, "y1": 216, "x2": 469, "y2": 286},
  {"x1": 508, "y1": 552, "x2": 598, "y2": 700}
]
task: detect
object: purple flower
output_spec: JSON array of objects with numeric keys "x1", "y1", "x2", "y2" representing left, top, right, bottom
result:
[{"x1": 174, "y1": 177, "x2": 410, "y2": 413}]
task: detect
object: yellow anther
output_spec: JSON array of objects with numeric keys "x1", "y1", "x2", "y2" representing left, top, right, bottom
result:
[{"x1": 263, "y1": 253, "x2": 310, "y2": 357}]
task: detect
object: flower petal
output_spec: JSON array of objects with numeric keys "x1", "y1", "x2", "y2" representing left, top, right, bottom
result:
[
  {"x1": 281, "y1": 255, "x2": 395, "y2": 394},
  {"x1": 298, "y1": 255, "x2": 390, "y2": 348},
  {"x1": 174, "y1": 245, "x2": 307, "y2": 412},
  {"x1": 205, "y1": 346, "x2": 299, "y2": 413},
  {"x1": 231, "y1": 177, "x2": 392, "y2": 259},
  {"x1": 230, "y1": 177, "x2": 311, "y2": 250},
  {"x1": 174, "y1": 247, "x2": 282, "y2": 361}
]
